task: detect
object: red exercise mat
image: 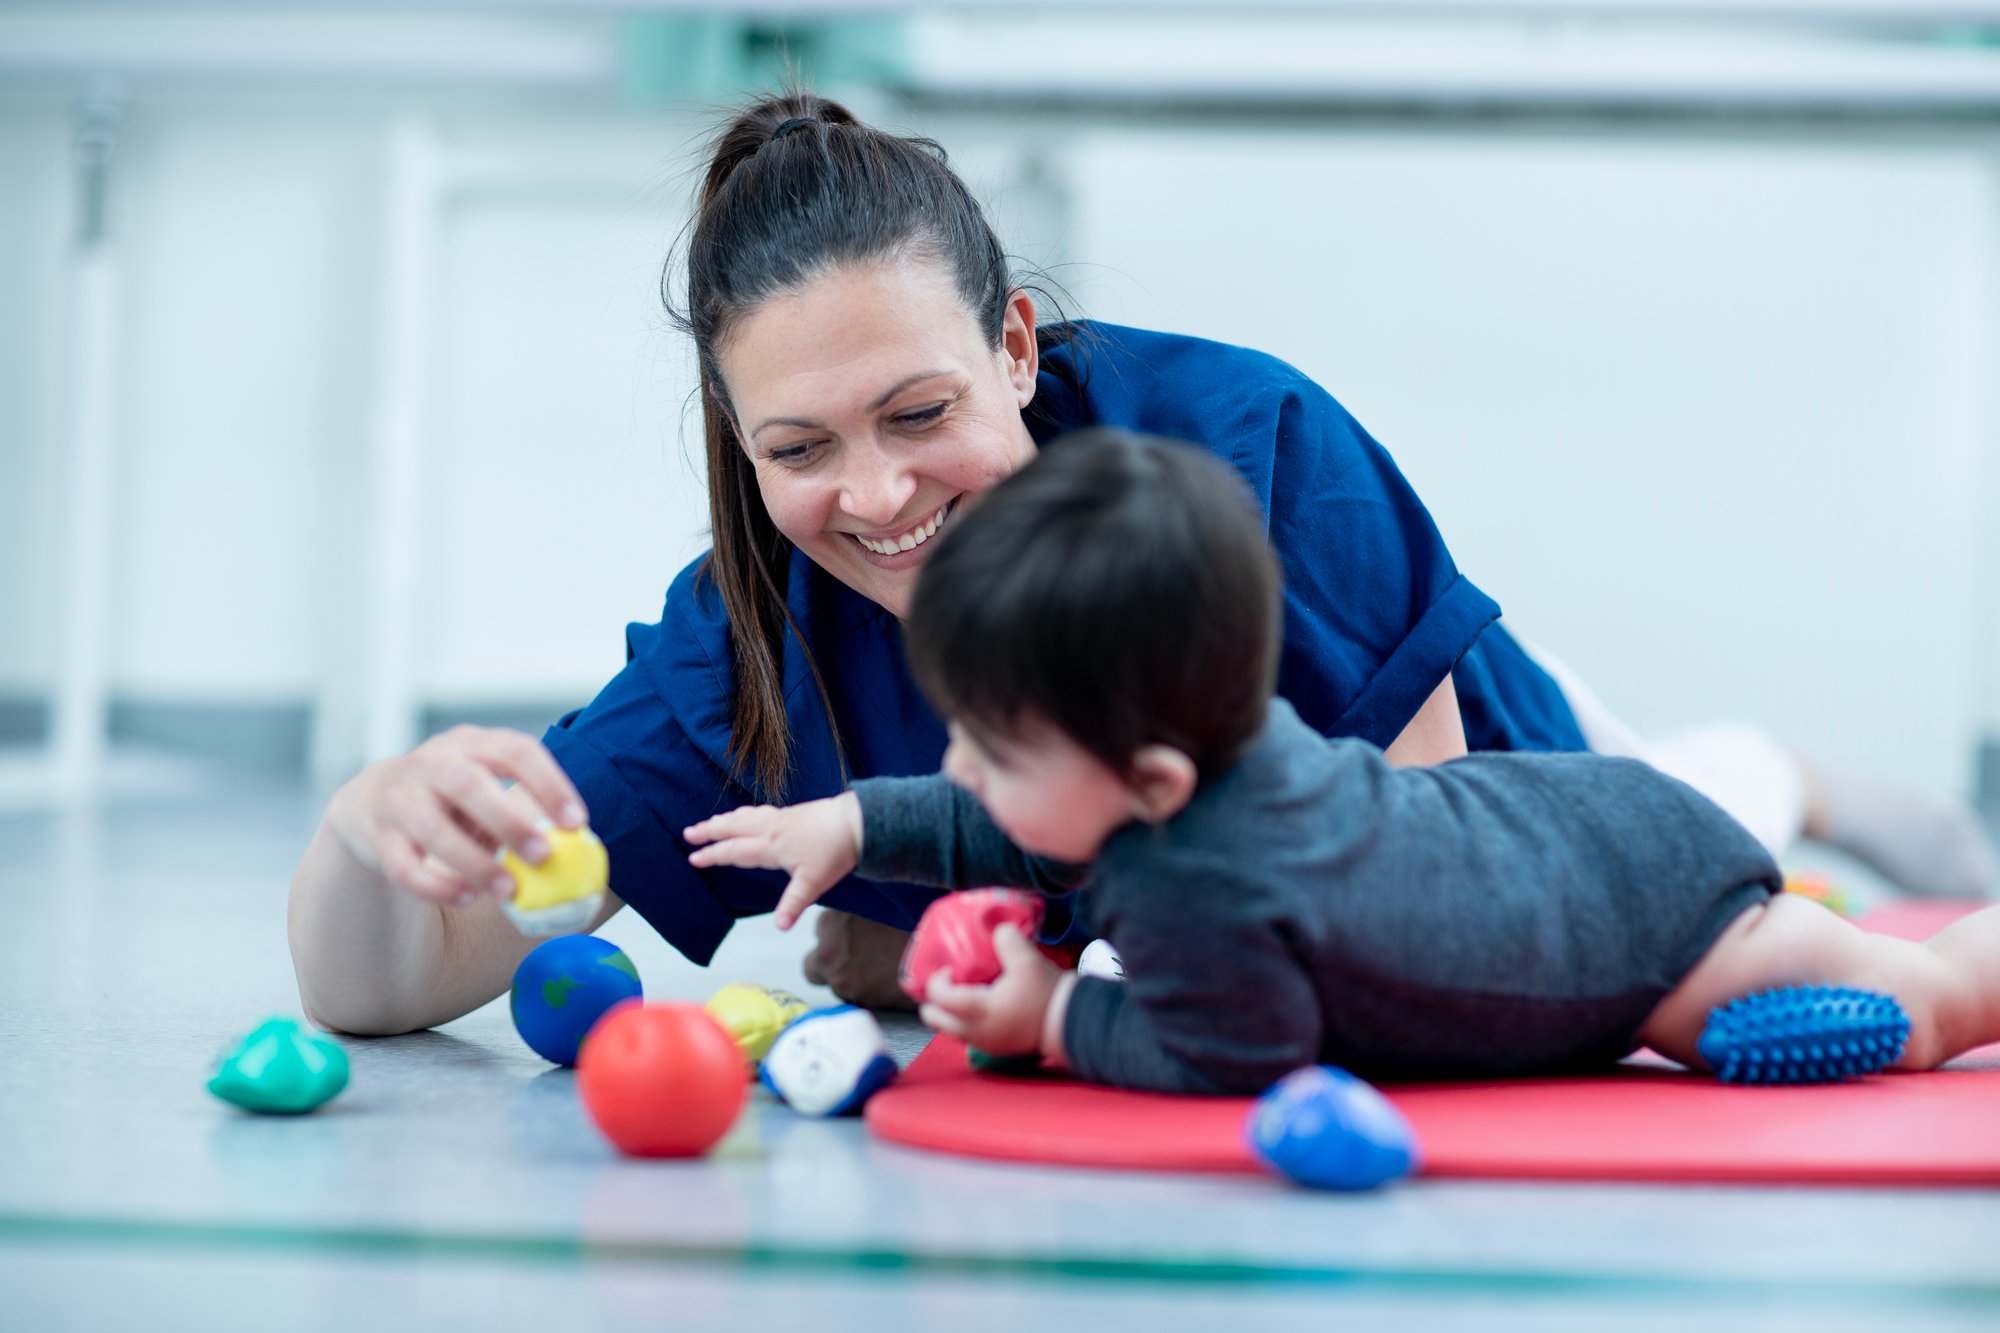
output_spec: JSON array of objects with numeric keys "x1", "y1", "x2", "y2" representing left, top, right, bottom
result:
[{"x1": 865, "y1": 903, "x2": 2000, "y2": 1186}]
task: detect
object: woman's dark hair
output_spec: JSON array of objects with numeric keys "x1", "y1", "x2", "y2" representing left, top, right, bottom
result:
[
  {"x1": 664, "y1": 88, "x2": 1023, "y2": 799},
  {"x1": 906, "y1": 429, "x2": 1283, "y2": 780}
]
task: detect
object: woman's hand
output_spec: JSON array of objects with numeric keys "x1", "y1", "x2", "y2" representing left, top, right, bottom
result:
[
  {"x1": 326, "y1": 725, "x2": 587, "y2": 908},
  {"x1": 684, "y1": 792, "x2": 864, "y2": 930},
  {"x1": 919, "y1": 925, "x2": 1072, "y2": 1060}
]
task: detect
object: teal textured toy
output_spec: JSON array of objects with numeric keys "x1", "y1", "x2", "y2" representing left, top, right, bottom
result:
[
  {"x1": 1697, "y1": 985, "x2": 1909, "y2": 1085},
  {"x1": 208, "y1": 1017, "x2": 350, "y2": 1114}
]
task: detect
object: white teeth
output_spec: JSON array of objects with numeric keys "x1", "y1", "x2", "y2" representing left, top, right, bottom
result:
[{"x1": 854, "y1": 500, "x2": 952, "y2": 556}]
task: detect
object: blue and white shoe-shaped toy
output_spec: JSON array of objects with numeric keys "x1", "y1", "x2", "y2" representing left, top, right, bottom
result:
[
  {"x1": 760, "y1": 1004, "x2": 899, "y2": 1117},
  {"x1": 1697, "y1": 985, "x2": 1909, "y2": 1085}
]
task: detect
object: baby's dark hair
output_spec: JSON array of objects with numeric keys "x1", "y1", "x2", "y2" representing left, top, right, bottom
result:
[{"x1": 906, "y1": 429, "x2": 1283, "y2": 780}]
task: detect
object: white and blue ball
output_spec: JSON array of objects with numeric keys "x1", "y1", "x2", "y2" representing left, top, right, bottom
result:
[
  {"x1": 760, "y1": 1004, "x2": 898, "y2": 1117},
  {"x1": 1245, "y1": 1065, "x2": 1419, "y2": 1191},
  {"x1": 1077, "y1": 939, "x2": 1124, "y2": 981}
]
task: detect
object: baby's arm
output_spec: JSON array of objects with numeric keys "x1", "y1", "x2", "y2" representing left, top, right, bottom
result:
[
  {"x1": 684, "y1": 774, "x2": 1086, "y2": 931},
  {"x1": 1641, "y1": 892, "x2": 2000, "y2": 1071},
  {"x1": 849, "y1": 774, "x2": 1089, "y2": 896}
]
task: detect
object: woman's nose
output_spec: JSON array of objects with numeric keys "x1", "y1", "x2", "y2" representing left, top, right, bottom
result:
[{"x1": 837, "y1": 443, "x2": 918, "y2": 528}]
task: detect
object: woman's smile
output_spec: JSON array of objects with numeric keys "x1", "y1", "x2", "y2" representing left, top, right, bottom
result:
[{"x1": 846, "y1": 497, "x2": 957, "y2": 561}]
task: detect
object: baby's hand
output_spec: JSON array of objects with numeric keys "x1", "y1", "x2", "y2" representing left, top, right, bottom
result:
[
  {"x1": 684, "y1": 792, "x2": 864, "y2": 930},
  {"x1": 919, "y1": 925, "x2": 1064, "y2": 1058}
]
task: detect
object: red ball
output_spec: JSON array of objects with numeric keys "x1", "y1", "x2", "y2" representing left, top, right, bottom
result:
[
  {"x1": 898, "y1": 888, "x2": 1049, "y2": 1001},
  {"x1": 576, "y1": 1001, "x2": 748, "y2": 1158}
]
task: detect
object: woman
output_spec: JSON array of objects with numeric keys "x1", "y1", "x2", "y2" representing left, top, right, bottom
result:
[{"x1": 288, "y1": 92, "x2": 1992, "y2": 1034}]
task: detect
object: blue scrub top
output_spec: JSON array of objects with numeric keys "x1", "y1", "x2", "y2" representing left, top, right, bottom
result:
[{"x1": 544, "y1": 321, "x2": 1585, "y2": 963}]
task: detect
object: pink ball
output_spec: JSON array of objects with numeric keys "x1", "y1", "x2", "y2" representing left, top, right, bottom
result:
[{"x1": 898, "y1": 888, "x2": 1048, "y2": 1001}]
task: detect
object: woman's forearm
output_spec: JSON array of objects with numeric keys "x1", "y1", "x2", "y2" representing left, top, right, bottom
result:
[
  {"x1": 1383, "y1": 675, "x2": 1469, "y2": 768},
  {"x1": 287, "y1": 811, "x2": 457, "y2": 1035}
]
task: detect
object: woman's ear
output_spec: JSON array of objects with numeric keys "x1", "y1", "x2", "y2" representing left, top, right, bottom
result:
[
  {"x1": 1000, "y1": 287, "x2": 1039, "y2": 407},
  {"x1": 1126, "y1": 745, "x2": 1198, "y2": 824}
]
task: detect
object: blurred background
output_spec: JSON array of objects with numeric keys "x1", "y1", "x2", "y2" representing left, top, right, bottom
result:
[{"x1": 3, "y1": 0, "x2": 1999, "y2": 821}]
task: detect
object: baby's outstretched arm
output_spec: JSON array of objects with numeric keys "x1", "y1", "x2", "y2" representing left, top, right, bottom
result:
[
  {"x1": 1642, "y1": 893, "x2": 2000, "y2": 1071},
  {"x1": 684, "y1": 793, "x2": 864, "y2": 930}
]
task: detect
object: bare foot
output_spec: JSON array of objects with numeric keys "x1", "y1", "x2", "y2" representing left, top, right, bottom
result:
[{"x1": 802, "y1": 910, "x2": 917, "y2": 1011}]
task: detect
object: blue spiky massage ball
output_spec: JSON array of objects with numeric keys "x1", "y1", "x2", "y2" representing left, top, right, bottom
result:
[{"x1": 1697, "y1": 985, "x2": 1909, "y2": 1085}]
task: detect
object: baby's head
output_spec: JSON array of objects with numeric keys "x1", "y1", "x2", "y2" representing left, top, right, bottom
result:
[{"x1": 906, "y1": 428, "x2": 1283, "y2": 861}]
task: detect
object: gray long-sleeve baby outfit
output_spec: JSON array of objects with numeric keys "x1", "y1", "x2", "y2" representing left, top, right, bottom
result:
[{"x1": 851, "y1": 699, "x2": 1780, "y2": 1095}]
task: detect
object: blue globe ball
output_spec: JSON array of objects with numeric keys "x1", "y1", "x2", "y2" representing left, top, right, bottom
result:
[
  {"x1": 510, "y1": 935, "x2": 643, "y2": 1066},
  {"x1": 1245, "y1": 1066, "x2": 1419, "y2": 1191}
]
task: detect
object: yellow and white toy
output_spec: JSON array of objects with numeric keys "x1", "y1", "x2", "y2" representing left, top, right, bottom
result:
[
  {"x1": 498, "y1": 826, "x2": 609, "y2": 936},
  {"x1": 704, "y1": 982, "x2": 812, "y2": 1073}
]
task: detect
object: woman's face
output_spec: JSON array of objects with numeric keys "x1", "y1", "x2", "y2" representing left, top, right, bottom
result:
[{"x1": 716, "y1": 255, "x2": 1041, "y2": 619}]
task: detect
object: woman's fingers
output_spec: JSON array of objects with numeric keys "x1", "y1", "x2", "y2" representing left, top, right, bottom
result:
[
  {"x1": 389, "y1": 789, "x2": 512, "y2": 896},
  {"x1": 462, "y1": 728, "x2": 587, "y2": 830},
  {"x1": 338, "y1": 725, "x2": 582, "y2": 911},
  {"x1": 446, "y1": 805, "x2": 499, "y2": 855},
  {"x1": 426, "y1": 756, "x2": 545, "y2": 866},
  {"x1": 377, "y1": 825, "x2": 477, "y2": 906}
]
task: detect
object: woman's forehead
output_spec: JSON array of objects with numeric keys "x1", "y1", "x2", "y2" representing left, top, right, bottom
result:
[{"x1": 720, "y1": 258, "x2": 986, "y2": 418}]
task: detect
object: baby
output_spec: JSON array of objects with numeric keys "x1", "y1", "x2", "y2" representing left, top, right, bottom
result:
[{"x1": 686, "y1": 429, "x2": 2000, "y2": 1094}]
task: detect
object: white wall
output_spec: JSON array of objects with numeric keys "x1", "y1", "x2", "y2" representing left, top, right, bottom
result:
[
  {"x1": 425, "y1": 179, "x2": 708, "y2": 704},
  {"x1": 3, "y1": 86, "x2": 1997, "y2": 798},
  {"x1": 0, "y1": 106, "x2": 71, "y2": 696},
  {"x1": 112, "y1": 107, "x2": 380, "y2": 703}
]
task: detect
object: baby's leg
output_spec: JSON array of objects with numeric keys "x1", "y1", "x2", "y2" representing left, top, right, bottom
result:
[{"x1": 1640, "y1": 894, "x2": 2000, "y2": 1072}]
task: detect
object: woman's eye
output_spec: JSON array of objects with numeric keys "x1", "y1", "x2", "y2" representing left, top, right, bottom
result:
[
  {"x1": 769, "y1": 442, "x2": 822, "y2": 466},
  {"x1": 896, "y1": 403, "x2": 947, "y2": 428}
]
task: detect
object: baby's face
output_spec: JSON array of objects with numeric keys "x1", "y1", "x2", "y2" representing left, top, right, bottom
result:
[{"x1": 941, "y1": 718, "x2": 1140, "y2": 863}]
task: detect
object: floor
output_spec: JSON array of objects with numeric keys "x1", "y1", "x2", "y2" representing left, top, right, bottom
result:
[{"x1": 3, "y1": 782, "x2": 1997, "y2": 1331}]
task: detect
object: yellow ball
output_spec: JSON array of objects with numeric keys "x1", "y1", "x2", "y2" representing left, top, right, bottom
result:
[
  {"x1": 704, "y1": 982, "x2": 812, "y2": 1069},
  {"x1": 501, "y1": 827, "x2": 609, "y2": 919}
]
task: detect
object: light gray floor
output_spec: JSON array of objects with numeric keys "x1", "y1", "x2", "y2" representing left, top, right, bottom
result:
[{"x1": 3, "y1": 784, "x2": 1998, "y2": 1332}]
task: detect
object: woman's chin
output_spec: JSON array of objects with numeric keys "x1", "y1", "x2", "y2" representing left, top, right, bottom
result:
[{"x1": 821, "y1": 540, "x2": 934, "y2": 617}]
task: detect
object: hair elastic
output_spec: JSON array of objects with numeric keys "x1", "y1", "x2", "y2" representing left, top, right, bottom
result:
[{"x1": 770, "y1": 117, "x2": 816, "y2": 143}]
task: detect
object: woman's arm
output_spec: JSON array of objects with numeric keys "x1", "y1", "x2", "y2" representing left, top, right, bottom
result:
[
  {"x1": 1383, "y1": 675, "x2": 1469, "y2": 768},
  {"x1": 287, "y1": 727, "x2": 608, "y2": 1036},
  {"x1": 288, "y1": 811, "x2": 624, "y2": 1036}
]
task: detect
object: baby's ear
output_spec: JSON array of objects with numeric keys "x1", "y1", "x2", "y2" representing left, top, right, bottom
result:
[{"x1": 1126, "y1": 746, "x2": 1198, "y2": 824}]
